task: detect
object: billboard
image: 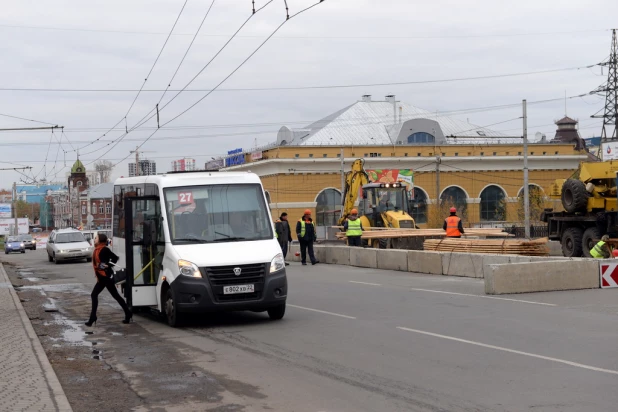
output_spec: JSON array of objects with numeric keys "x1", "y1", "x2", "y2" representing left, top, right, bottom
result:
[
  {"x1": 0, "y1": 203, "x2": 11, "y2": 218},
  {"x1": 0, "y1": 218, "x2": 29, "y2": 235},
  {"x1": 366, "y1": 169, "x2": 414, "y2": 195},
  {"x1": 225, "y1": 148, "x2": 245, "y2": 167},
  {"x1": 601, "y1": 142, "x2": 618, "y2": 161}
]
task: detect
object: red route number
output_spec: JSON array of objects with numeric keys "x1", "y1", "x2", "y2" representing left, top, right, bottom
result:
[{"x1": 178, "y1": 191, "x2": 193, "y2": 205}]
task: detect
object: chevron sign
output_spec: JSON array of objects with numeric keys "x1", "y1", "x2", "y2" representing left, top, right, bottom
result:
[{"x1": 600, "y1": 263, "x2": 618, "y2": 288}]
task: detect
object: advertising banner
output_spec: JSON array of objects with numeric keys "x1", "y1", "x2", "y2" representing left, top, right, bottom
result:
[
  {"x1": 0, "y1": 203, "x2": 11, "y2": 218},
  {"x1": 0, "y1": 218, "x2": 29, "y2": 235},
  {"x1": 365, "y1": 169, "x2": 414, "y2": 196},
  {"x1": 601, "y1": 142, "x2": 618, "y2": 161}
]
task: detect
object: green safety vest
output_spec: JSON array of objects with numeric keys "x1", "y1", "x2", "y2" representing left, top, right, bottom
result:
[
  {"x1": 298, "y1": 220, "x2": 312, "y2": 238},
  {"x1": 346, "y1": 219, "x2": 362, "y2": 237},
  {"x1": 274, "y1": 222, "x2": 278, "y2": 239},
  {"x1": 590, "y1": 240, "x2": 606, "y2": 258}
]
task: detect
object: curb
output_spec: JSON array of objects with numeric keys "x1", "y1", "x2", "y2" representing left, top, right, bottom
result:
[{"x1": 0, "y1": 263, "x2": 73, "y2": 412}]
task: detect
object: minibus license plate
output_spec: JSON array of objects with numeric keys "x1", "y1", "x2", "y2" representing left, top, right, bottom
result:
[{"x1": 223, "y1": 284, "x2": 254, "y2": 294}]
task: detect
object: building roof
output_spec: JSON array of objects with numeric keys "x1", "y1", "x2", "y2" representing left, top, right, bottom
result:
[
  {"x1": 86, "y1": 182, "x2": 114, "y2": 199},
  {"x1": 71, "y1": 159, "x2": 86, "y2": 174},
  {"x1": 274, "y1": 96, "x2": 517, "y2": 147},
  {"x1": 556, "y1": 116, "x2": 578, "y2": 125}
]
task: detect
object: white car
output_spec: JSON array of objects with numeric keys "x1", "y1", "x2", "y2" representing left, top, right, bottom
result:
[{"x1": 46, "y1": 229, "x2": 94, "y2": 264}]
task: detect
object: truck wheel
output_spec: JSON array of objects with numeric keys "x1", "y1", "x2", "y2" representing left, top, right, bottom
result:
[
  {"x1": 562, "y1": 227, "x2": 584, "y2": 258},
  {"x1": 561, "y1": 179, "x2": 588, "y2": 213},
  {"x1": 267, "y1": 303, "x2": 286, "y2": 320},
  {"x1": 378, "y1": 238, "x2": 388, "y2": 249},
  {"x1": 582, "y1": 227, "x2": 601, "y2": 258}
]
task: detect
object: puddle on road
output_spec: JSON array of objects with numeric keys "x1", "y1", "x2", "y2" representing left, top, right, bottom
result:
[{"x1": 46, "y1": 314, "x2": 92, "y2": 347}]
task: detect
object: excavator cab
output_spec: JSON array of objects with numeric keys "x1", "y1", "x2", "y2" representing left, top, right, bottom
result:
[{"x1": 360, "y1": 182, "x2": 416, "y2": 229}]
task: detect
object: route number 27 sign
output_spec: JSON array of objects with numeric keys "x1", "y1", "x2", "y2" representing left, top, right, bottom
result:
[{"x1": 178, "y1": 192, "x2": 193, "y2": 205}]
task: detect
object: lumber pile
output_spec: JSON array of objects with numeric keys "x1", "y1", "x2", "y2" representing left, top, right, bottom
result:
[
  {"x1": 423, "y1": 237, "x2": 549, "y2": 256},
  {"x1": 334, "y1": 228, "x2": 511, "y2": 240}
]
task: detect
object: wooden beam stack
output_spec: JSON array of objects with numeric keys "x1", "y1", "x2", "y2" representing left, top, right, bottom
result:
[
  {"x1": 423, "y1": 237, "x2": 549, "y2": 256},
  {"x1": 334, "y1": 228, "x2": 511, "y2": 240}
]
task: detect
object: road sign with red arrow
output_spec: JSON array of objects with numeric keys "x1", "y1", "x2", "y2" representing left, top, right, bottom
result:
[{"x1": 600, "y1": 263, "x2": 618, "y2": 288}]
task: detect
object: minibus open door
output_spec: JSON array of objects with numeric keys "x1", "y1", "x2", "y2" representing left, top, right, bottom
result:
[{"x1": 115, "y1": 196, "x2": 163, "y2": 309}]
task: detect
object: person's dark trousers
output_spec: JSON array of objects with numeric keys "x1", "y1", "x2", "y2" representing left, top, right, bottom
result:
[
  {"x1": 279, "y1": 241, "x2": 288, "y2": 258},
  {"x1": 299, "y1": 239, "x2": 317, "y2": 264},
  {"x1": 347, "y1": 236, "x2": 362, "y2": 247},
  {"x1": 90, "y1": 273, "x2": 131, "y2": 320}
]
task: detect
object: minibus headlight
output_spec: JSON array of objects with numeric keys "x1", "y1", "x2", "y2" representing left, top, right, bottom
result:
[
  {"x1": 178, "y1": 260, "x2": 202, "y2": 278},
  {"x1": 270, "y1": 253, "x2": 285, "y2": 273}
]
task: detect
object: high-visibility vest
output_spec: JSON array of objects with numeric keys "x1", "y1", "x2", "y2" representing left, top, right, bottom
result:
[
  {"x1": 445, "y1": 216, "x2": 461, "y2": 237},
  {"x1": 298, "y1": 220, "x2": 312, "y2": 238},
  {"x1": 590, "y1": 240, "x2": 606, "y2": 258},
  {"x1": 274, "y1": 222, "x2": 278, "y2": 239},
  {"x1": 346, "y1": 219, "x2": 362, "y2": 237}
]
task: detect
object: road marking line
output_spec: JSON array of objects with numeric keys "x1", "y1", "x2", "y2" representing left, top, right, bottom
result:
[
  {"x1": 288, "y1": 304, "x2": 356, "y2": 319},
  {"x1": 349, "y1": 281, "x2": 382, "y2": 286},
  {"x1": 396, "y1": 326, "x2": 618, "y2": 376},
  {"x1": 409, "y1": 288, "x2": 556, "y2": 306}
]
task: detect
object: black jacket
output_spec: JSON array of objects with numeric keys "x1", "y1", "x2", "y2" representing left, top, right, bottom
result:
[
  {"x1": 296, "y1": 218, "x2": 317, "y2": 242},
  {"x1": 275, "y1": 220, "x2": 293, "y2": 242}
]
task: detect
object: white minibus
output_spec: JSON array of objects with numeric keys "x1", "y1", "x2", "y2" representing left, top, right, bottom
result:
[{"x1": 111, "y1": 171, "x2": 287, "y2": 326}]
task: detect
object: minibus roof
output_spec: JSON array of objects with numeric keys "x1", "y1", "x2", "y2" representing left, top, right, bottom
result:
[{"x1": 114, "y1": 171, "x2": 262, "y2": 189}]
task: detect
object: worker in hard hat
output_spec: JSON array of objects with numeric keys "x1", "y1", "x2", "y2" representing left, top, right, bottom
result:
[
  {"x1": 344, "y1": 209, "x2": 364, "y2": 247},
  {"x1": 443, "y1": 207, "x2": 465, "y2": 238},
  {"x1": 590, "y1": 235, "x2": 611, "y2": 259},
  {"x1": 296, "y1": 209, "x2": 319, "y2": 265}
]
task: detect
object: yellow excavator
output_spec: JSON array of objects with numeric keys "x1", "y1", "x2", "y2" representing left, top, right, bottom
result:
[{"x1": 339, "y1": 159, "x2": 417, "y2": 248}]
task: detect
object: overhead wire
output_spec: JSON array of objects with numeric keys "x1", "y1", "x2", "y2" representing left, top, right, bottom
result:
[
  {"x1": 78, "y1": 0, "x2": 277, "y2": 159},
  {"x1": 0, "y1": 111, "x2": 57, "y2": 125}
]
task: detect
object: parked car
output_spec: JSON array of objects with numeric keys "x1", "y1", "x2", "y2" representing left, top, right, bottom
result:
[
  {"x1": 46, "y1": 228, "x2": 94, "y2": 264},
  {"x1": 18, "y1": 234, "x2": 36, "y2": 250},
  {"x1": 5, "y1": 237, "x2": 26, "y2": 254}
]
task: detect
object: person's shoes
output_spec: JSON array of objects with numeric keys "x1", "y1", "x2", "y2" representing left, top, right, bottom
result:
[
  {"x1": 311, "y1": 260, "x2": 319, "y2": 265},
  {"x1": 85, "y1": 316, "x2": 97, "y2": 327},
  {"x1": 122, "y1": 311, "x2": 133, "y2": 324},
  {"x1": 302, "y1": 262, "x2": 307, "y2": 266},
  {"x1": 285, "y1": 262, "x2": 290, "y2": 266}
]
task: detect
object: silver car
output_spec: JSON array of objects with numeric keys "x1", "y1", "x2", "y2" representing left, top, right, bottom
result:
[
  {"x1": 46, "y1": 229, "x2": 94, "y2": 264},
  {"x1": 18, "y1": 234, "x2": 36, "y2": 250}
]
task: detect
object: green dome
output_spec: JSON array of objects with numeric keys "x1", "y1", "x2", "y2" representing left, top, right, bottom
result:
[{"x1": 71, "y1": 159, "x2": 86, "y2": 174}]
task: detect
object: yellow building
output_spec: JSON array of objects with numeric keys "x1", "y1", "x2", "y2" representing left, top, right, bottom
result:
[{"x1": 222, "y1": 96, "x2": 590, "y2": 237}]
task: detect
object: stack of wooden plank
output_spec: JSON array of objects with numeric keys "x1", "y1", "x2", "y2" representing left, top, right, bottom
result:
[
  {"x1": 334, "y1": 228, "x2": 511, "y2": 240},
  {"x1": 423, "y1": 237, "x2": 549, "y2": 256}
]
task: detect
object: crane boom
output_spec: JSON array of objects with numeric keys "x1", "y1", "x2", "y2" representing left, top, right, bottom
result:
[{"x1": 339, "y1": 159, "x2": 369, "y2": 225}]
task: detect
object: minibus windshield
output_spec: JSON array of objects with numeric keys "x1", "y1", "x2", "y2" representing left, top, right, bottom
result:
[{"x1": 164, "y1": 183, "x2": 272, "y2": 244}]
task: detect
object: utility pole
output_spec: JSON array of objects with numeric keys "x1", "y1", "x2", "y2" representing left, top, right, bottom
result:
[
  {"x1": 435, "y1": 155, "x2": 441, "y2": 212},
  {"x1": 13, "y1": 182, "x2": 18, "y2": 235},
  {"x1": 523, "y1": 99, "x2": 530, "y2": 239},
  {"x1": 340, "y1": 148, "x2": 345, "y2": 195}
]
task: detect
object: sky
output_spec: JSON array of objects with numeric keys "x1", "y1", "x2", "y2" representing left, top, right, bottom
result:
[{"x1": 0, "y1": 0, "x2": 617, "y2": 189}]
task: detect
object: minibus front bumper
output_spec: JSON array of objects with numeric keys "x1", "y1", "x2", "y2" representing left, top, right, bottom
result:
[{"x1": 170, "y1": 264, "x2": 287, "y2": 313}]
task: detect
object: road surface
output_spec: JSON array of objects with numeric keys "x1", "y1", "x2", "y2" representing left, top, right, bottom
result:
[{"x1": 2, "y1": 249, "x2": 618, "y2": 411}]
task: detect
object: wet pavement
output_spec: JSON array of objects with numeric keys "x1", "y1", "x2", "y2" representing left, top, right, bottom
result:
[{"x1": 3, "y1": 249, "x2": 618, "y2": 411}]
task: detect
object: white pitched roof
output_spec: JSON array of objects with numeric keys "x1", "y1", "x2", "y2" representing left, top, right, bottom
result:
[{"x1": 281, "y1": 99, "x2": 519, "y2": 146}]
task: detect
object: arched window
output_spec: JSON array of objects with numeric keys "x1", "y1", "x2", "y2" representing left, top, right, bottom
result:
[
  {"x1": 480, "y1": 185, "x2": 506, "y2": 221},
  {"x1": 407, "y1": 132, "x2": 435, "y2": 144},
  {"x1": 440, "y1": 186, "x2": 468, "y2": 215},
  {"x1": 264, "y1": 191, "x2": 271, "y2": 205},
  {"x1": 409, "y1": 187, "x2": 428, "y2": 224},
  {"x1": 77, "y1": 181, "x2": 83, "y2": 186},
  {"x1": 517, "y1": 185, "x2": 545, "y2": 222},
  {"x1": 316, "y1": 188, "x2": 342, "y2": 227}
]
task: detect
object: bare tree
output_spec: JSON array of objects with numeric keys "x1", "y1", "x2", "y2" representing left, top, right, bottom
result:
[{"x1": 94, "y1": 160, "x2": 114, "y2": 183}]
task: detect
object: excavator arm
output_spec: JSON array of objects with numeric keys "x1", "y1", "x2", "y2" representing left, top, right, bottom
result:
[{"x1": 338, "y1": 159, "x2": 369, "y2": 225}]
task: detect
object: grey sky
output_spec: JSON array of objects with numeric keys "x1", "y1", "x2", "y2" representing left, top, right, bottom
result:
[{"x1": 0, "y1": 0, "x2": 616, "y2": 189}]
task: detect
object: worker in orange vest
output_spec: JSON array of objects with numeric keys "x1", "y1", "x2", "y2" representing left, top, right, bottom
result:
[{"x1": 443, "y1": 207, "x2": 464, "y2": 238}]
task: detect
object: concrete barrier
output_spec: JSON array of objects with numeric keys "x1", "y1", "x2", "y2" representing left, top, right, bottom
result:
[
  {"x1": 484, "y1": 259, "x2": 600, "y2": 295},
  {"x1": 441, "y1": 252, "x2": 484, "y2": 278},
  {"x1": 326, "y1": 246, "x2": 351, "y2": 265},
  {"x1": 350, "y1": 247, "x2": 377, "y2": 268},
  {"x1": 407, "y1": 250, "x2": 443, "y2": 275},
  {"x1": 287, "y1": 244, "x2": 326, "y2": 263},
  {"x1": 377, "y1": 249, "x2": 408, "y2": 271}
]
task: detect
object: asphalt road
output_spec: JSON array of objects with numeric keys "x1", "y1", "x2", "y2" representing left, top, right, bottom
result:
[{"x1": 2, "y1": 249, "x2": 618, "y2": 412}]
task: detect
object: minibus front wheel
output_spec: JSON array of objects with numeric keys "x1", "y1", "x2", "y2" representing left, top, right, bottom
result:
[
  {"x1": 164, "y1": 289, "x2": 181, "y2": 327},
  {"x1": 267, "y1": 303, "x2": 286, "y2": 320}
]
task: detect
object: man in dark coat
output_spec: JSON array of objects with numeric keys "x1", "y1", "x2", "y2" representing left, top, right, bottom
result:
[
  {"x1": 296, "y1": 209, "x2": 319, "y2": 266},
  {"x1": 275, "y1": 212, "x2": 293, "y2": 266}
]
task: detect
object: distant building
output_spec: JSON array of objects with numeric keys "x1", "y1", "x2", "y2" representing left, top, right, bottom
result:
[
  {"x1": 129, "y1": 160, "x2": 157, "y2": 177},
  {"x1": 85, "y1": 182, "x2": 113, "y2": 229},
  {"x1": 171, "y1": 158, "x2": 196, "y2": 172}
]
